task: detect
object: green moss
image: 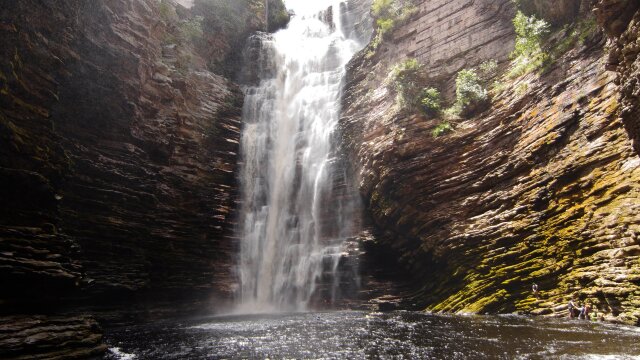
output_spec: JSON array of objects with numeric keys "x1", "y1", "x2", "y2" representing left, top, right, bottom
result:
[{"x1": 431, "y1": 121, "x2": 452, "y2": 138}]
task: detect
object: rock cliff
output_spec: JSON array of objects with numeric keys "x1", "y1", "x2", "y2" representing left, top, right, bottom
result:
[
  {"x1": 341, "y1": 0, "x2": 640, "y2": 324},
  {"x1": 1, "y1": 0, "x2": 640, "y2": 357},
  {"x1": 0, "y1": 0, "x2": 283, "y2": 357}
]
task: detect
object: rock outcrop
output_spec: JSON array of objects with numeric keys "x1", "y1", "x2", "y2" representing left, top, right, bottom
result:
[
  {"x1": 1, "y1": 0, "x2": 282, "y2": 357},
  {"x1": 595, "y1": 0, "x2": 640, "y2": 154},
  {"x1": 342, "y1": 0, "x2": 640, "y2": 324},
  {"x1": 0, "y1": 316, "x2": 106, "y2": 360},
  {"x1": 1, "y1": 0, "x2": 244, "y2": 304}
]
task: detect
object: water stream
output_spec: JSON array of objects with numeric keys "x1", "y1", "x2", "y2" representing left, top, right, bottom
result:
[{"x1": 236, "y1": 1, "x2": 365, "y2": 312}]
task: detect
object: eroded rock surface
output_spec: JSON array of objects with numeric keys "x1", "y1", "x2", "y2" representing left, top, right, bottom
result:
[
  {"x1": 0, "y1": 0, "x2": 275, "y2": 356},
  {"x1": 0, "y1": 316, "x2": 106, "y2": 360},
  {"x1": 342, "y1": 0, "x2": 640, "y2": 324},
  {"x1": 596, "y1": 0, "x2": 640, "y2": 154}
]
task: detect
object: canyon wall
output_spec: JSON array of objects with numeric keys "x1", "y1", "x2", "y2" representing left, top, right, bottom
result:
[
  {"x1": 342, "y1": 0, "x2": 640, "y2": 324},
  {"x1": 0, "y1": 0, "x2": 284, "y2": 357}
]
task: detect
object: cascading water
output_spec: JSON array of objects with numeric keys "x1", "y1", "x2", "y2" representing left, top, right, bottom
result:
[{"x1": 236, "y1": 0, "x2": 367, "y2": 312}]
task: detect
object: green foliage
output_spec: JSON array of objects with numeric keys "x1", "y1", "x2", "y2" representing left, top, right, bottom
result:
[
  {"x1": 390, "y1": 58, "x2": 441, "y2": 116},
  {"x1": 368, "y1": 0, "x2": 418, "y2": 54},
  {"x1": 477, "y1": 59, "x2": 498, "y2": 80},
  {"x1": 372, "y1": 0, "x2": 394, "y2": 18},
  {"x1": 389, "y1": 59, "x2": 442, "y2": 116},
  {"x1": 491, "y1": 80, "x2": 508, "y2": 96},
  {"x1": 432, "y1": 121, "x2": 453, "y2": 138},
  {"x1": 443, "y1": 103, "x2": 463, "y2": 119},
  {"x1": 443, "y1": 68, "x2": 490, "y2": 118},
  {"x1": 420, "y1": 87, "x2": 441, "y2": 115},
  {"x1": 266, "y1": 0, "x2": 290, "y2": 32},
  {"x1": 508, "y1": 11, "x2": 550, "y2": 78},
  {"x1": 391, "y1": 58, "x2": 421, "y2": 85},
  {"x1": 512, "y1": 11, "x2": 550, "y2": 59},
  {"x1": 455, "y1": 69, "x2": 487, "y2": 108},
  {"x1": 377, "y1": 18, "x2": 395, "y2": 36},
  {"x1": 390, "y1": 58, "x2": 424, "y2": 110},
  {"x1": 180, "y1": 16, "x2": 204, "y2": 41}
]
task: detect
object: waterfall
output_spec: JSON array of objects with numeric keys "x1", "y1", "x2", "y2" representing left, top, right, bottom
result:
[{"x1": 236, "y1": 0, "x2": 366, "y2": 313}]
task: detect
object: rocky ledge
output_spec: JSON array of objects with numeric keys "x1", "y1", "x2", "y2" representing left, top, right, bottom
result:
[{"x1": 0, "y1": 316, "x2": 105, "y2": 360}]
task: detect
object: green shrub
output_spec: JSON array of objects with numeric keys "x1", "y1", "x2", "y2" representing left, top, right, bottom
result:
[
  {"x1": 443, "y1": 68, "x2": 490, "y2": 118},
  {"x1": 432, "y1": 121, "x2": 453, "y2": 138},
  {"x1": 508, "y1": 11, "x2": 550, "y2": 78},
  {"x1": 391, "y1": 58, "x2": 421, "y2": 84},
  {"x1": 390, "y1": 59, "x2": 443, "y2": 116},
  {"x1": 420, "y1": 87, "x2": 441, "y2": 115},
  {"x1": 266, "y1": 0, "x2": 290, "y2": 32},
  {"x1": 443, "y1": 103, "x2": 463, "y2": 119},
  {"x1": 512, "y1": 11, "x2": 550, "y2": 59},
  {"x1": 478, "y1": 59, "x2": 498, "y2": 80},
  {"x1": 390, "y1": 58, "x2": 424, "y2": 110},
  {"x1": 491, "y1": 80, "x2": 508, "y2": 96},
  {"x1": 455, "y1": 69, "x2": 487, "y2": 108}
]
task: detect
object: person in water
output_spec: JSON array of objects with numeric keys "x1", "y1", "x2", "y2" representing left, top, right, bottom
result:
[
  {"x1": 579, "y1": 303, "x2": 591, "y2": 320},
  {"x1": 568, "y1": 299, "x2": 577, "y2": 318},
  {"x1": 532, "y1": 283, "x2": 539, "y2": 298}
]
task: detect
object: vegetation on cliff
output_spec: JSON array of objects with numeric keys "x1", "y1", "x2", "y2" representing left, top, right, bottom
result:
[
  {"x1": 342, "y1": 0, "x2": 640, "y2": 325},
  {"x1": 388, "y1": 58, "x2": 494, "y2": 136},
  {"x1": 368, "y1": 0, "x2": 418, "y2": 56},
  {"x1": 508, "y1": 10, "x2": 550, "y2": 77}
]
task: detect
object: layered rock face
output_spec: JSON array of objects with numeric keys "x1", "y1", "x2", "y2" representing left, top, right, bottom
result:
[
  {"x1": 0, "y1": 0, "x2": 275, "y2": 357},
  {"x1": 1, "y1": 0, "x2": 243, "y2": 303},
  {"x1": 385, "y1": 0, "x2": 516, "y2": 97},
  {"x1": 342, "y1": 0, "x2": 640, "y2": 324},
  {"x1": 595, "y1": 0, "x2": 640, "y2": 154}
]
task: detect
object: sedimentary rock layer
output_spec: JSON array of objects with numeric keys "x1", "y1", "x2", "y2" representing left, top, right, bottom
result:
[
  {"x1": 342, "y1": 0, "x2": 640, "y2": 324},
  {"x1": 1, "y1": 0, "x2": 243, "y2": 305},
  {"x1": 0, "y1": 0, "x2": 274, "y2": 356},
  {"x1": 595, "y1": 0, "x2": 640, "y2": 154},
  {"x1": 0, "y1": 316, "x2": 106, "y2": 360}
]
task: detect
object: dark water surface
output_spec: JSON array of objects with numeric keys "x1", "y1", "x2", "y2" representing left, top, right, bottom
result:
[{"x1": 104, "y1": 311, "x2": 640, "y2": 359}]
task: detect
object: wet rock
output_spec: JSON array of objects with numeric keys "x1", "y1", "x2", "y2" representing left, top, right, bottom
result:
[
  {"x1": 0, "y1": 315, "x2": 106, "y2": 359},
  {"x1": 369, "y1": 295, "x2": 403, "y2": 312}
]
